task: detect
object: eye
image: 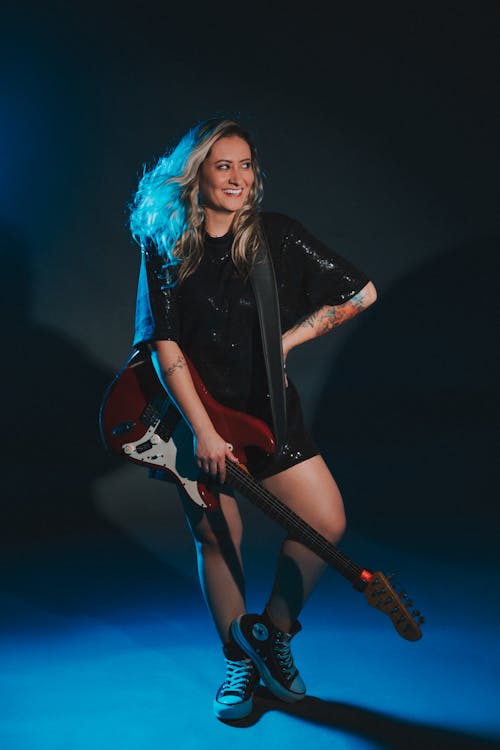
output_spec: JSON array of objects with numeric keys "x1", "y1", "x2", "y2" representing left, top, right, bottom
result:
[
  {"x1": 217, "y1": 164, "x2": 230, "y2": 170},
  {"x1": 242, "y1": 161, "x2": 252, "y2": 169}
]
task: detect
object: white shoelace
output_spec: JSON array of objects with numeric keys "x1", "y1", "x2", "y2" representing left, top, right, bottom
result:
[
  {"x1": 222, "y1": 658, "x2": 255, "y2": 696},
  {"x1": 273, "y1": 633, "x2": 296, "y2": 680}
]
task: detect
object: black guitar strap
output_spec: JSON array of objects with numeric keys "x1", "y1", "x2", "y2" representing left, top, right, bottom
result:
[{"x1": 250, "y1": 229, "x2": 288, "y2": 456}]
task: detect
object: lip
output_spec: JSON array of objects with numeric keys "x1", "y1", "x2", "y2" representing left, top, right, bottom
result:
[{"x1": 222, "y1": 189, "x2": 244, "y2": 196}]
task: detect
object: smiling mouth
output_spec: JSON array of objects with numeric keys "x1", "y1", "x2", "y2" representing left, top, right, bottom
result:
[{"x1": 222, "y1": 189, "x2": 243, "y2": 196}]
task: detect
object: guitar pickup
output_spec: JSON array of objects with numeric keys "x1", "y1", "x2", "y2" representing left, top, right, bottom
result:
[
  {"x1": 141, "y1": 395, "x2": 168, "y2": 426},
  {"x1": 141, "y1": 398, "x2": 181, "y2": 441},
  {"x1": 135, "y1": 440, "x2": 153, "y2": 454},
  {"x1": 156, "y1": 407, "x2": 182, "y2": 442}
]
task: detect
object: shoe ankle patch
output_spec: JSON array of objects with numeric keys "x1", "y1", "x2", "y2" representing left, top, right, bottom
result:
[{"x1": 252, "y1": 622, "x2": 269, "y2": 641}]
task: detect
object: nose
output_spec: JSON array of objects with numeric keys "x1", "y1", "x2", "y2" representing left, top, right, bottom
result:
[{"x1": 228, "y1": 166, "x2": 242, "y2": 185}]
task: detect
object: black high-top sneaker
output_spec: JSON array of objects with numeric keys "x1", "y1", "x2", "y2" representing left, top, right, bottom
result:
[
  {"x1": 213, "y1": 642, "x2": 260, "y2": 720},
  {"x1": 230, "y1": 610, "x2": 306, "y2": 703}
]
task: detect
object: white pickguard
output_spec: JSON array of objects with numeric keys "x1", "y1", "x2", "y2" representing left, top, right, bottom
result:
[{"x1": 122, "y1": 420, "x2": 208, "y2": 508}]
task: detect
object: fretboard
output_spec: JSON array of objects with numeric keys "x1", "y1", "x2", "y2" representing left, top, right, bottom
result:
[{"x1": 226, "y1": 460, "x2": 364, "y2": 586}]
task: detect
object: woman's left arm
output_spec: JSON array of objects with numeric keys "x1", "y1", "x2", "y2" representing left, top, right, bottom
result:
[{"x1": 282, "y1": 281, "x2": 377, "y2": 362}]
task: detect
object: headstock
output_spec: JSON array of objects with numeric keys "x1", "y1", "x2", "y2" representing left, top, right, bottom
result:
[{"x1": 363, "y1": 571, "x2": 424, "y2": 641}]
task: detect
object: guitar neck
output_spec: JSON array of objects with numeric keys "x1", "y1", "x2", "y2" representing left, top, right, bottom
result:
[
  {"x1": 100, "y1": 351, "x2": 423, "y2": 641},
  {"x1": 226, "y1": 461, "x2": 366, "y2": 587}
]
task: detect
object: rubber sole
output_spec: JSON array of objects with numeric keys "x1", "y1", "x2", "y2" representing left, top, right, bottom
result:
[{"x1": 214, "y1": 694, "x2": 253, "y2": 720}]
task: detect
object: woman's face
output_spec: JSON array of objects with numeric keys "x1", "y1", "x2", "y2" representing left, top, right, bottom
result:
[{"x1": 198, "y1": 135, "x2": 254, "y2": 216}]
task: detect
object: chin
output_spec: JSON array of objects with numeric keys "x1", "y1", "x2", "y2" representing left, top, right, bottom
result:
[{"x1": 222, "y1": 202, "x2": 245, "y2": 212}]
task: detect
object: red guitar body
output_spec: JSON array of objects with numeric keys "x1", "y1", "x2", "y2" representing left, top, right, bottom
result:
[{"x1": 99, "y1": 349, "x2": 275, "y2": 511}]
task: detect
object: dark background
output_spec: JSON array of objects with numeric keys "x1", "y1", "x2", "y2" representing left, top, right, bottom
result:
[{"x1": 2, "y1": 0, "x2": 499, "y2": 563}]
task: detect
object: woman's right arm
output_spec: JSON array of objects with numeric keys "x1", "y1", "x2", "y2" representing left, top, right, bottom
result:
[{"x1": 150, "y1": 340, "x2": 236, "y2": 482}]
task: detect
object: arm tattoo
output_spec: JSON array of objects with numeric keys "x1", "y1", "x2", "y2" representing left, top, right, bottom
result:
[
  {"x1": 301, "y1": 310, "x2": 320, "y2": 329},
  {"x1": 295, "y1": 290, "x2": 365, "y2": 336},
  {"x1": 162, "y1": 354, "x2": 186, "y2": 378},
  {"x1": 316, "y1": 290, "x2": 365, "y2": 334}
]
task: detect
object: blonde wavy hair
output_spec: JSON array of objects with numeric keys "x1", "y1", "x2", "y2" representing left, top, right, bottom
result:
[{"x1": 129, "y1": 118, "x2": 265, "y2": 282}]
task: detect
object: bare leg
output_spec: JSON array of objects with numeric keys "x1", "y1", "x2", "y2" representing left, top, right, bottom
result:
[
  {"x1": 179, "y1": 455, "x2": 343, "y2": 640},
  {"x1": 260, "y1": 455, "x2": 346, "y2": 632},
  {"x1": 180, "y1": 490, "x2": 246, "y2": 643}
]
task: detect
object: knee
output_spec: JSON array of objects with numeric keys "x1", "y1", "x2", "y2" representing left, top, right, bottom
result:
[
  {"x1": 192, "y1": 525, "x2": 220, "y2": 552},
  {"x1": 334, "y1": 513, "x2": 347, "y2": 544},
  {"x1": 190, "y1": 517, "x2": 242, "y2": 556},
  {"x1": 316, "y1": 509, "x2": 346, "y2": 545}
]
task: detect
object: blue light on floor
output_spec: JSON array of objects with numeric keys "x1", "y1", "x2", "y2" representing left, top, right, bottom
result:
[{"x1": 1, "y1": 529, "x2": 499, "y2": 750}]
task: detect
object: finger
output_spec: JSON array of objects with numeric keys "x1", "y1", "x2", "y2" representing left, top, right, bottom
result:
[
  {"x1": 218, "y1": 459, "x2": 226, "y2": 484},
  {"x1": 226, "y1": 446, "x2": 239, "y2": 464},
  {"x1": 198, "y1": 459, "x2": 209, "y2": 475},
  {"x1": 225, "y1": 445, "x2": 239, "y2": 463}
]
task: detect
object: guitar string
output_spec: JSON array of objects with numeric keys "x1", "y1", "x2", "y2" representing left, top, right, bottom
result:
[
  {"x1": 133, "y1": 364, "x2": 416, "y2": 632},
  {"x1": 146, "y1": 399, "x2": 357, "y2": 575},
  {"x1": 225, "y1": 463, "x2": 419, "y2": 626},
  {"x1": 146, "y1": 387, "x2": 368, "y2": 583},
  {"x1": 229, "y1": 462, "x2": 418, "y2": 631},
  {"x1": 144, "y1": 407, "x2": 413, "y2": 621},
  {"x1": 225, "y1": 460, "x2": 364, "y2": 580}
]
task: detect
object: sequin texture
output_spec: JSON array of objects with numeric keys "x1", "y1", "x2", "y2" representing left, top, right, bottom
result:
[{"x1": 133, "y1": 212, "x2": 370, "y2": 478}]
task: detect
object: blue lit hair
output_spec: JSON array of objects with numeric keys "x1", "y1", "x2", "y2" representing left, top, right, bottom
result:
[{"x1": 129, "y1": 118, "x2": 264, "y2": 282}]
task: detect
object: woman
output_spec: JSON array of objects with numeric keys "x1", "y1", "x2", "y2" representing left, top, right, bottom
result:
[{"x1": 130, "y1": 117, "x2": 377, "y2": 720}]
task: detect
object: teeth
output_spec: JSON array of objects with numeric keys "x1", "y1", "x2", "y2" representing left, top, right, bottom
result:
[{"x1": 223, "y1": 189, "x2": 242, "y2": 195}]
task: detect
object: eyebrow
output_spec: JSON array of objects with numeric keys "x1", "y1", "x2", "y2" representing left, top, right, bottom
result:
[{"x1": 214, "y1": 158, "x2": 251, "y2": 164}]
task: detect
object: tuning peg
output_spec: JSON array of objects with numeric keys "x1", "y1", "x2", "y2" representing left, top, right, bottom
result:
[
  {"x1": 418, "y1": 616, "x2": 425, "y2": 625},
  {"x1": 412, "y1": 609, "x2": 420, "y2": 617},
  {"x1": 405, "y1": 600, "x2": 413, "y2": 607}
]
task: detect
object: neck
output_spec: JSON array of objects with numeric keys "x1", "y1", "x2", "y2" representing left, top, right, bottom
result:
[{"x1": 204, "y1": 209, "x2": 235, "y2": 238}]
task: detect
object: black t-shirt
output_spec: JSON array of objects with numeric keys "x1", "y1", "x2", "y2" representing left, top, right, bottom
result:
[{"x1": 133, "y1": 211, "x2": 370, "y2": 419}]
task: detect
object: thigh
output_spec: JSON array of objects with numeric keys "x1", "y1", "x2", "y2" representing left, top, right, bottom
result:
[{"x1": 260, "y1": 455, "x2": 346, "y2": 541}]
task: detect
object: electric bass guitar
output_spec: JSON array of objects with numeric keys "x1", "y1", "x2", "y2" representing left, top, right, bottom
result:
[{"x1": 99, "y1": 349, "x2": 424, "y2": 642}]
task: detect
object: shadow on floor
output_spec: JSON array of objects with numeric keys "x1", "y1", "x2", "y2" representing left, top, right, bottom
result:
[{"x1": 227, "y1": 688, "x2": 499, "y2": 749}]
